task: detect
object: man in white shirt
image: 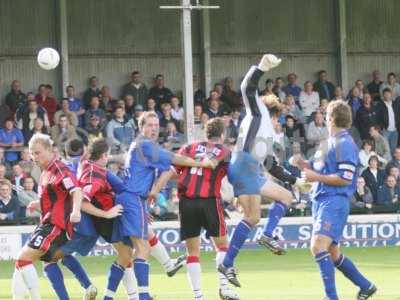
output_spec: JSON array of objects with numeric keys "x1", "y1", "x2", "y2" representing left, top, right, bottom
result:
[
  {"x1": 377, "y1": 88, "x2": 399, "y2": 153},
  {"x1": 299, "y1": 81, "x2": 320, "y2": 121}
]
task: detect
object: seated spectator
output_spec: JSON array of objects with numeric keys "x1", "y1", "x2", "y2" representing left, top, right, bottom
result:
[
  {"x1": 106, "y1": 106, "x2": 136, "y2": 153},
  {"x1": 379, "y1": 72, "x2": 400, "y2": 99},
  {"x1": 231, "y1": 109, "x2": 242, "y2": 131},
  {"x1": 222, "y1": 111, "x2": 238, "y2": 145},
  {"x1": 193, "y1": 113, "x2": 209, "y2": 140},
  {"x1": 313, "y1": 70, "x2": 335, "y2": 100},
  {"x1": 262, "y1": 78, "x2": 275, "y2": 97},
  {"x1": 0, "y1": 179, "x2": 20, "y2": 222},
  {"x1": 348, "y1": 79, "x2": 365, "y2": 100},
  {"x1": 319, "y1": 99, "x2": 329, "y2": 119},
  {"x1": 133, "y1": 104, "x2": 144, "y2": 132},
  {"x1": 83, "y1": 76, "x2": 101, "y2": 109},
  {"x1": 376, "y1": 175, "x2": 400, "y2": 211},
  {"x1": 66, "y1": 85, "x2": 85, "y2": 116},
  {"x1": 350, "y1": 177, "x2": 373, "y2": 213},
  {"x1": 193, "y1": 103, "x2": 203, "y2": 124},
  {"x1": 123, "y1": 94, "x2": 136, "y2": 117},
  {"x1": 121, "y1": 71, "x2": 148, "y2": 107},
  {"x1": 50, "y1": 115, "x2": 80, "y2": 151},
  {"x1": 16, "y1": 176, "x2": 40, "y2": 218},
  {"x1": 387, "y1": 165, "x2": 400, "y2": 186},
  {"x1": 0, "y1": 165, "x2": 6, "y2": 180},
  {"x1": 84, "y1": 96, "x2": 107, "y2": 127},
  {"x1": 273, "y1": 123, "x2": 290, "y2": 161},
  {"x1": 359, "y1": 139, "x2": 386, "y2": 171},
  {"x1": 149, "y1": 74, "x2": 173, "y2": 109},
  {"x1": 386, "y1": 146, "x2": 400, "y2": 173},
  {"x1": 306, "y1": 111, "x2": 328, "y2": 158},
  {"x1": 193, "y1": 74, "x2": 206, "y2": 106},
  {"x1": 273, "y1": 77, "x2": 286, "y2": 101},
  {"x1": 332, "y1": 86, "x2": 344, "y2": 101},
  {"x1": 17, "y1": 100, "x2": 50, "y2": 142},
  {"x1": 299, "y1": 81, "x2": 320, "y2": 121},
  {"x1": 347, "y1": 86, "x2": 362, "y2": 119},
  {"x1": 54, "y1": 98, "x2": 79, "y2": 127},
  {"x1": 361, "y1": 155, "x2": 385, "y2": 202},
  {"x1": 35, "y1": 84, "x2": 57, "y2": 125},
  {"x1": 11, "y1": 163, "x2": 27, "y2": 190},
  {"x1": 0, "y1": 119, "x2": 24, "y2": 165},
  {"x1": 283, "y1": 73, "x2": 302, "y2": 102},
  {"x1": 222, "y1": 77, "x2": 241, "y2": 111},
  {"x1": 205, "y1": 92, "x2": 222, "y2": 118},
  {"x1": 160, "y1": 103, "x2": 181, "y2": 136},
  {"x1": 355, "y1": 93, "x2": 378, "y2": 140},
  {"x1": 145, "y1": 98, "x2": 162, "y2": 119},
  {"x1": 19, "y1": 147, "x2": 41, "y2": 184},
  {"x1": 5, "y1": 80, "x2": 26, "y2": 114},
  {"x1": 367, "y1": 70, "x2": 383, "y2": 102},
  {"x1": 369, "y1": 125, "x2": 391, "y2": 163},
  {"x1": 86, "y1": 115, "x2": 105, "y2": 146},
  {"x1": 100, "y1": 85, "x2": 118, "y2": 115},
  {"x1": 26, "y1": 118, "x2": 49, "y2": 143},
  {"x1": 161, "y1": 121, "x2": 184, "y2": 151},
  {"x1": 283, "y1": 114, "x2": 306, "y2": 156},
  {"x1": 283, "y1": 95, "x2": 304, "y2": 123},
  {"x1": 170, "y1": 96, "x2": 184, "y2": 122}
]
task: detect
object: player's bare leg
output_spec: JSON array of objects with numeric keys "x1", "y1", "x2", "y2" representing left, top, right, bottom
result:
[
  {"x1": 185, "y1": 237, "x2": 204, "y2": 300},
  {"x1": 258, "y1": 180, "x2": 292, "y2": 255},
  {"x1": 12, "y1": 246, "x2": 44, "y2": 300},
  {"x1": 148, "y1": 228, "x2": 185, "y2": 277}
]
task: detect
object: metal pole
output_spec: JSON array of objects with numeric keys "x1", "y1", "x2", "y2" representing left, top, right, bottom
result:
[
  {"x1": 181, "y1": 0, "x2": 195, "y2": 143},
  {"x1": 58, "y1": 0, "x2": 69, "y2": 98},
  {"x1": 338, "y1": 0, "x2": 348, "y2": 92},
  {"x1": 201, "y1": 0, "x2": 212, "y2": 96}
]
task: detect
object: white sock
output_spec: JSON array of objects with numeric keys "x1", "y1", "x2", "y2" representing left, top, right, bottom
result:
[
  {"x1": 122, "y1": 266, "x2": 138, "y2": 300},
  {"x1": 12, "y1": 268, "x2": 28, "y2": 300},
  {"x1": 187, "y1": 256, "x2": 202, "y2": 299},
  {"x1": 216, "y1": 250, "x2": 229, "y2": 290},
  {"x1": 149, "y1": 236, "x2": 173, "y2": 271},
  {"x1": 17, "y1": 263, "x2": 41, "y2": 300}
]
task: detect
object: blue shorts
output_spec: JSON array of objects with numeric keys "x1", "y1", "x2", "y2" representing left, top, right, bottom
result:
[
  {"x1": 112, "y1": 191, "x2": 149, "y2": 241},
  {"x1": 228, "y1": 151, "x2": 267, "y2": 197},
  {"x1": 60, "y1": 232, "x2": 98, "y2": 256},
  {"x1": 312, "y1": 195, "x2": 350, "y2": 244},
  {"x1": 74, "y1": 212, "x2": 98, "y2": 237}
]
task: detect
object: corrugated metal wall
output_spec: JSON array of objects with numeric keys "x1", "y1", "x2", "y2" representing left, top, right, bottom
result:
[{"x1": 0, "y1": 0, "x2": 399, "y2": 102}]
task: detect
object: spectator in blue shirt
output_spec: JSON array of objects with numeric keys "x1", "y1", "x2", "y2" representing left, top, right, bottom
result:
[
  {"x1": 283, "y1": 73, "x2": 302, "y2": 102},
  {"x1": 66, "y1": 85, "x2": 85, "y2": 126},
  {"x1": 376, "y1": 175, "x2": 400, "y2": 209},
  {"x1": 0, "y1": 119, "x2": 24, "y2": 164},
  {"x1": 0, "y1": 179, "x2": 20, "y2": 222},
  {"x1": 83, "y1": 96, "x2": 107, "y2": 127}
]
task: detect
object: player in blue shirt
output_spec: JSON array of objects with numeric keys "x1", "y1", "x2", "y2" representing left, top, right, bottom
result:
[
  {"x1": 294, "y1": 100, "x2": 376, "y2": 300},
  {"x1": 108, "y1": 111, "x2": 216, "y2": 300}
]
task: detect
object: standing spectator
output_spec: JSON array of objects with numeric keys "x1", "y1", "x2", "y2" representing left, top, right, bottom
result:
[
  {"x1": 273, "y1": 77, "x2": 286, "y2": 101},
  {"x1": 376, "y1": 175, "x2": 400, "y2": 211},
  {"x1": 386, "y1": 146, "x2": 400, "y2": 173},
  {"x1": 359, "y1": 139, "x2": 387, "y2": 171},
  {"x1": 0, "y1": 179, "x2": 20, "y2": 222},
  {"x1": 222, "y1": 77, "x2": 241, "y2": 111},
  {"x1": 313, "y1": 70, "x2": 335, "y2": 100},
  {"x1": 347, "y1": 86, "x2": 362, "y2": 119},
  {"x1": 299, "y1": 81, "x2": 320, "y2": 121},
  {"x1": 0, "y1": 119, "x2": 24, "y2": 165},
  {"x1": 123, "y1": 94, "x2": 136, "y2": 116},
  {"x1": 367, "y1": 70, "x2": 383, "y2": 102},
  {"x1": 85, "y1": 115, "x2": 105, "y2": 145},
  {"x1": 369, "y1": 125, "x2": 391, "y2": 162},
  {"x1": 121, "y1": 71, "x2": 148, "y2": 107},
  {"x1": 148, "y1": 74, "x2": 173, "y2": 109},
  {"x1": 355, "y1": 93, "x2": 378, "y2": 140},
  {"x1": 17, "y1": 100, "x2": 50, "y2": 142},
  {"x1": 100, "y1": 85, "x2": 118, "y2": 115},
  {"x1": 66, "y1": 85, "x2": 84, "y2": 115},
  {"x1": 16, "y1": 176, "x2": 40, "y2": 218},
  {"x1": 193, "y1": 103, "x2": 203, "y2": 124},
  {"x1": 54, "y1": 98, "x2": 79, "y2": 127},
  {"x1": 5, "y1": 80, "x2": 26, "y2": 114},
  {"x1": 50, "y1": 115, "x2": 80, "y2": 151},
  {"x1": 19, "y1": 148, "x2": 41, "y2": 184},
  {"x1": 306, "y1": 111, "x2": 328, "y2": 157},
  {"x1": 83, "y1": 76, "x2": 101, "y2": 109},
  {"x1": 348, "y1": 80, "x2": 365, "y2": 100},
  {"x1": 332, "y1": 86, "x2": 344, "y2": 101},
  {"x1": 205, "y1": 93, "x2": 222, "y2": 118},
  {"x1": 283, "y1": 73, "x2": 302, "y2": 102},
  {"x1": 35, "y1": 84, "x2": 57, "y2": 125},
  {"x1": 361, "y1": 155, "x2": 385, "y2": 202},
  {"x1": 84, "y1": 96, "x2": 107, "y2": 127},
  {"x1": 379, "y1": 72, "x2": 400, "y2": 99},
  {"x1": 350, "y1": 177, "x2": 373, "y2": 213},
  {"x1": 193, "y1": 75, "x2": 206, "y2": 106},
  {"x1": 171, "y1": 96, "x2": 184, "y2": 122},
  {"x1": 145, "y1": 98, "x2": 163, "y2": 119},
  {"x1": 222, "y1": 111, "x2": 238, "y2": 145},
  {"x1": 11, "y1": 163, "x2": 27, "y2": 190},
  {"x1": 106, "y1": 106, "x2": 136, "y2": 153},
  {"x1": 376, "y1": 88, "x2": 400, "y2": 153}
]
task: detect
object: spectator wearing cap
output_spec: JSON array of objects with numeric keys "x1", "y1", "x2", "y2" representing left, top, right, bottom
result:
[
  {"x1": 361, "y1": 155, "x2": 385, "y2": 202},
  {"x1": 86, "y1": 114, "x2": 105, "y2": 146},
  {"x1": 170, "y1": 96, "x2": 184, "y2": 122},
  {"x1": 133, "y1": 104, "x2": 144, "y2": 132},
  {"x1": 83, "y1": 76, "x2": 101, "y2": 109},
  {"x1": 145, "y1": 98, "x2": 163, "y2": 119},
  {"x1": 306, "y1": 111, "x2": 328, "y2": 158},
  {"x1": 283, "y1": 114, "x2": 306, "y2": 156},
  {"x1": 0, "y1": 119, "x2": 24, "y2": 165},
  {"x1": 299, "y1": 81, "x2": 320, "y2": 121},
  {"x1": 54, "y1": 98, "x2": 79, "y2": 127},
  {"x1": 369, "y1": 125, "x2": 391, "y2": 162},
  {"x1": 313, "y1": 70, "x2": 335, "y2": 100},
  {"x1": 355, "y1": 93, "x2": 378, "y2": 140},
  {"x1": 148, "y1": 74, "x2": 173, "y2": 110},
  {"x1": 379, "y1": 72, "x2": 400, "y2": 99},
  {"x1": 367, "y1": 70, "x2": 383, "y2": 102},
  {"x1": 35, "y1": 84, "x2": 57, "y2": 125},
  {"x1": 84, "y1": 96, "x2": 107, "y2": 127},
  {"x1": 16, "y1": 176, "x2": 40, "y2": 218},
  {"x1": 283, "y1": 73, "x2": 302, "y2": 102},
  {"x1": 5, "y1": 80, "x2": 26, "y2": 114},
  {"x1": 121, "y1": 71, "x2": 148, "y2": 107},
  {"x1": 0, "y1": 179, "x2": 20, "y2": 222},
  {"x1": 50, "y1": 114, "x2": 80, "y2": 151},
  {"x1": 205, "y1": 91, "x2": 222, "y2": 119},
  {"x1": 17, "y1": 100, "x2": 50, "y2": 143},
  {"x1": 106, "y1": 105, "x2": 136, "y2": 153},
  {"x1": 376, "y1": 175, "x2": 400, "y2": 211}
]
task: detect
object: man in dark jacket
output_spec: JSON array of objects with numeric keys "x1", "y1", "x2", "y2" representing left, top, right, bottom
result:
[
  {"x1": 5, "y1": 80, "x2": 26, "y2": 114},
  {"x1": 0, "y1": 179, "x2": 20, "y2": 222},
  {"x1": 355, "y1": 93, "x2": 378, "y2": 140},
  {"x1": 376, "y1": 175, "x2": 400, "y2": 212},
  {"x1": 121, "y1": 71, "x2": 148, "y2": 107},
  {"x1": 313, "y1": 70, "x2": 335, "y2": 100}
]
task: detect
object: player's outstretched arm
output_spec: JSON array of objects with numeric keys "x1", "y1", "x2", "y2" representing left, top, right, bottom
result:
[
  {"x1": 81, "y1": 200, "x2": 123, "y2": 219},
  {"x1": 70, "y1": 189, "x2": 82, "y2": 223},
  {"x1": 172, "y1": 153, "x2": 216, "y2": 169},
  {"x1": 302, "y1": 169, "x2": 351, "y2": 186}
]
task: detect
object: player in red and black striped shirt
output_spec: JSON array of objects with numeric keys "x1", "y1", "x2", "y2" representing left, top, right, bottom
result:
[
  {"x1": 12, "y1": 133, "x2": 83, "y2": 300},
  {"x1": 153, "y1": 118, "x2": 239, "y2": 300}
]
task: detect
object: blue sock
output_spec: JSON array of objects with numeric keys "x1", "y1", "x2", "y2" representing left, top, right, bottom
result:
[
  {"x1": 315, "y1": 251, "x2": 338, "y2": 300},
  {"x1": 103, "y1": 262, "x2": 125, "y2": 300},
  {"x1": 223, "y1": 220, "x2": 252, "y2": 268},
  {"x1": 263, "y1": 201, "x2": 287, "y2": 237},
  {"x1": 335, "y1": 254, "x2": 371, "y2": 291},
  {"x1": 61, "y1": 255, "x2": 91, "y2": 289},
  {"x1": 44, "y1": 263, "x2": 70, "y2": 300},
  {"x1": 134, "y1": 258, "x2": 150, "y2": 300}
]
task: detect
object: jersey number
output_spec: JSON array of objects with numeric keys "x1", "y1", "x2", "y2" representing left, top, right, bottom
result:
[
  {"x1": 190, "y1": 167, "x2": 203, "y2": 176},
  {"x1": 33, "y1": 235, "x2": 43, "y2": 247}
]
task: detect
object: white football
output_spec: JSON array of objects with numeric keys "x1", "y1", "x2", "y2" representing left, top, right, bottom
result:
[{"x1": 37, "y1": 47, "x2": 60, "y2": 70}]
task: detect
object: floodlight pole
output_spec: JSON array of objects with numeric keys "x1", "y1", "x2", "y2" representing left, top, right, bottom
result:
[
  {"x1": 58, "y1": 0, "x2": 69, "y2": 97},
  {"x1": 160, "y1": 0, "x2": 219, "y2": 143}
]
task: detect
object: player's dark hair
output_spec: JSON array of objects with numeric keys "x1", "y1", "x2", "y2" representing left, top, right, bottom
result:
[
  {"x1": 206, "y1": 117, "x2": 225, "y2": 140},
  {"x1": 132, "y1": 71, "x2": 140, "y2": 76},
  {"x1": 89, "y1": 139, "x2": 109, "y2": 161},
  {"x1": 382, "y1": 87, "x2": 392, "y2": 95},
  {"x1": 327, "y1": 100, "x2": 352, "y2": 129},
  {"x1": 65, "y1": 139, "x2": 84, "y2": 157}
]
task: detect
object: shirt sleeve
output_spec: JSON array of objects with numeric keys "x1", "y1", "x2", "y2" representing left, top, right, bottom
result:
[
  {"x1": 60, "y1": 167, "x2": 80, "y2": 194},
  {"x1": 174, "y1": 144, "x2": 190, "y2": 174},
  {"x1": 106, "y1": 171, "x2": 125, "y2": 194},
  {"x1": 140, "y1": 140, "x2": 174, "y2": 172},
  {"x1": 335, "y1": 139, "x2": 358, "y2": 182}
]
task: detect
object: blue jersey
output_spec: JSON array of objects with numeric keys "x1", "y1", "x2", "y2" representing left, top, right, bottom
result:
[
  {"x1": 124, "y1": 137, "x2": 173, "y2": 197},
  {"x1": 311, "y1": 130, "x2": 358, "y2": 200}
]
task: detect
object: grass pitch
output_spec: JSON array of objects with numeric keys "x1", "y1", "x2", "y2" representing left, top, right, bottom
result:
[{"x1": 0, "y1": 247, "x2": 398, "y2": 300}]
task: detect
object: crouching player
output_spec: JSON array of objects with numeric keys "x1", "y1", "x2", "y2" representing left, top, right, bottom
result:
[
  {"x1": 12, "y1": 133, "x2": 83, "y2": 300},
  {"x1": 293, "y1": 100, "x2": 376, "y2": 300}
]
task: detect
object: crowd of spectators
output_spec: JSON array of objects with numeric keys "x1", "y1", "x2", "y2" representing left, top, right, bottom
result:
[{"x1": 1, "y1": 68, "x2": 400, "y2": 224}]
